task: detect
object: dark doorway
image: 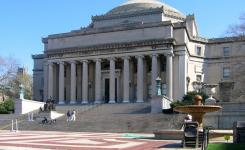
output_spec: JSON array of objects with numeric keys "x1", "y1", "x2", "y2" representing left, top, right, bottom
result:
[
  {"x1": 115, "y1": 78, "x2": 117, "y2": 103},
  {"x1": 105, "y1": 79, "x2": 110, "y2": 103},
  {"x1": 104, "y1": 78, "x2": 118, "y2": 103}
]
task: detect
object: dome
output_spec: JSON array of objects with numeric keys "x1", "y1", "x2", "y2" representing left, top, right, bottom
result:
[{"x1": 107, "y1": 0, "x2": 184, "y2": 17}]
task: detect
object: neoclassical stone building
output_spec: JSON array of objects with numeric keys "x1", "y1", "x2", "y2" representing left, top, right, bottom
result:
[{"x1": 33, "y1": 0, "x2": 245, "y2": 104}]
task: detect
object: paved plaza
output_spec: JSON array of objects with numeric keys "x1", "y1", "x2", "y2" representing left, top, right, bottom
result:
[{"x1": 0, "y1": 130, "x2": 180, "y2": 150}]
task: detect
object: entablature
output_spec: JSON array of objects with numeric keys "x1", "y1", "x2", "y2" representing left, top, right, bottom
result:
[{"x1": 44, "y1": 39, "x2": 174, "y2": 61}]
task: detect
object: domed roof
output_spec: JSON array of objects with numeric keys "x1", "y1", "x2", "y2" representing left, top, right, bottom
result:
[{"x1": 107, "y1": 0, "x2": 184, "y2": 17}]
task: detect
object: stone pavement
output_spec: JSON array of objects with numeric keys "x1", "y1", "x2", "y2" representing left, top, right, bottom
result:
[{"x1": 0, "y1": 130, "x2": 185, "y2": 150}]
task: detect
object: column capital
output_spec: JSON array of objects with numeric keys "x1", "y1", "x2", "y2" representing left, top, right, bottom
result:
[
  {"x1": 151, "y1": 53, "x2": 159, "y2": 58},
  {"x1": 122, "y1": 55, "x2": 131, "y2": 60},
  {"x1": 69, "y1": 60, "x2": 77, "y2": 64},
  {"x1": 58, "y1": 61, "x2": 65, "y2": 65},
  {"x1": 165, "y1": 52, "x2": 174, "y2": 57},
  {"x1": 80, "y1": 59, "x2": 88, "y2": 63},
  {"x1": 136, "y1": 55, "x2": 144, "y2": 59},
  {"x1": 47, "y1": 61, "x2": 54, "y2": 65},
  {"x1": 46, "y1": 61, "x2": 54, "y2": 65},
  {"x1": 108, "y1": 57, "x2": 116, "y2": 61},
  {"x1": 93, "y1": 58, "x2": 102, "y2": 63}
]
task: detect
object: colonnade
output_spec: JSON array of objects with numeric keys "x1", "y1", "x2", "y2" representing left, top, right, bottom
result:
[{"x1": 45, "y1": 53, "x2": 174, "y2": 104}]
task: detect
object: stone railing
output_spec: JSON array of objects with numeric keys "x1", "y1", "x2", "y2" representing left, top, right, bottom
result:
[
  {"x1": 162, "y1": 95, "x2": 172, "y2": 110},
  {"x1": 15, "y1": 99, "x2": 45, "y2": 115}
]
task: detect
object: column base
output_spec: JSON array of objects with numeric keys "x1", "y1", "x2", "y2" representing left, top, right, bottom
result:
[
  {"x1": 94, "y1": 100, "x2": 101, "y2": 104},
  {"x1": 58, "y1": 101, "x2": 65, "y2": 105},
  {"x1": 123, "y1": 100, "x2": 130, "y2": 103},
  {"x1": 70, "y1": 101, "x2": 76, "y2": 104},
  {"x1": 82, "y1": 101, "x2": 88, "y2": 104},
  {"x1": 109, "y1": 100, "x2": 116, "y2": 104},
  {"x1": 136, "y1": 100, "x2": 144, "y2": 103}
]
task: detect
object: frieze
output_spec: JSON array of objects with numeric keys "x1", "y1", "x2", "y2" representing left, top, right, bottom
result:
[{"x1": 45, "y1": 38, "x2": 175, "y2": 59}]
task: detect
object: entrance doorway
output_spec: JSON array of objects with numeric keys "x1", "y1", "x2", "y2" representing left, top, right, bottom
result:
[
  {"x1": 105, "y1": 79, "x2": 110, "y2": 103},
  {"x1": 104, "y1": 78, "x2": 117, "y2": 103}
]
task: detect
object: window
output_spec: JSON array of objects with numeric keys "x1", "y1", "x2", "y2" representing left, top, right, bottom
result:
[
  {"x1": 223, "y1": 67, "x2": 231, "y2": 78},
  {"x1": 196, "y1": 46, "x2": 202, "y2": 56},
  {"x1": 196, "y1": 75, "x2": 202, "y2": 82},
  {"x1": 223, "y1": 47, "x2": 230, "y2": 57}
]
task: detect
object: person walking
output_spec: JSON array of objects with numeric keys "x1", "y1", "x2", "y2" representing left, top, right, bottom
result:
[
  {"x1": 71, "y1": 109, "x2": 76, "y2": 121},
  {"x1": 66, "y1": 110, "x2": 71, "y2": 122}
]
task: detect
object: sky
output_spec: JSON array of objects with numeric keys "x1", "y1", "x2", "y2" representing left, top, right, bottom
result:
[{"x1": 0, "y1": 0, "x2": 244, "y2": 74}]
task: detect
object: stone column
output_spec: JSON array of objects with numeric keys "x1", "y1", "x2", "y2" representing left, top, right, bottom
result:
[
  {"x1": 178, "y1": 52, "x2": 187, "y2": 100},
  {"x1": 123, "y1": 56, "x2": 130, "y2": 103},
  {"x1": 166, "y1": 52, "x2": 174, "y2": 100},
  {"x1": 70, "y1": 61, "x2": 77, "y2": 104},
  {"x1": 58, "y1": 62, "x2": 65, "y2": 104},
  {"x1": 43, "y1": 63, "x2": 48, "y2": 101},
  {"x1": 48, "y1": 62, "x2": 54, "y2": 99},
  {"x1": 95, "y1": 59, "x2": 102, "y2": 104},
  {"x1": 82, "y1": 60, "x2": 88, "y2": 104},
  {"x1": 136, "y1": 55, "x2": 144, "y2": 103},
  {"x1": 151, "y1": 54, "x2": 158, "y2": 97},
  {"x1": 109, "y1": 57, "x2": 116, "y2": 104}
]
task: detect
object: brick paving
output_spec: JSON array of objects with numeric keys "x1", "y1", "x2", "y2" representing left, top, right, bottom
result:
[{"x1": 0, "y1": 130, "x2": 178, "y2": 150}]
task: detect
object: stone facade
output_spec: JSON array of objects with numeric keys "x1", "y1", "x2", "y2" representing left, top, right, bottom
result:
[{"x1": 32, "y1": 0, "x2": 245, "y2": 103}]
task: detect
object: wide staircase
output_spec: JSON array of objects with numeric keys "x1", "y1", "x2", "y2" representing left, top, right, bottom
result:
[{"x1": 6, "y1": 103, "x2": 185, "y2": 133}]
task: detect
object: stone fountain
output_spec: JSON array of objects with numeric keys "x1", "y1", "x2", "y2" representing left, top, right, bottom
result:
[{"x1": 174, "y1": 95, "x2": 222, "y2": 128}]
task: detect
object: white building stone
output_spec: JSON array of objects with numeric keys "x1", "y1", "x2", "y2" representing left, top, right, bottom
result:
[{"x1": 32, "y1": 0, "x2": 245, "y2": 104}]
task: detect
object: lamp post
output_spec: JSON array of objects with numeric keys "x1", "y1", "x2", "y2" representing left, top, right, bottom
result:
[{"x1": 156, "y1": 77, "x2": 162, "y2": 96}]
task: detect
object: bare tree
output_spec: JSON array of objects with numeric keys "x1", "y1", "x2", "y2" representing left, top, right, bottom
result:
[
  {"x1": 226, "y1": 13, "x2": 245, "y2": 36},
  {"x1": 0, "y1": 56, "x2": 18, "y2": 101},
  {"x1": 12, "y1": 69, "x2": 33, "y2": 99}
]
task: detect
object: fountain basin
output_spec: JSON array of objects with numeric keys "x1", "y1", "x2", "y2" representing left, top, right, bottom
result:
[
  {"x1": 174, "y1": 105, "x2": 222, "y2": 128},
  {"x1": 174, "y1": 105, "x2": 222, "y2": 113}
]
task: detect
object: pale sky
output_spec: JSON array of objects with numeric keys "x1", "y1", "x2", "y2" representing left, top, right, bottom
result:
[{"x1": 0, "y1": 0, "x2": 244, "y2": 74}]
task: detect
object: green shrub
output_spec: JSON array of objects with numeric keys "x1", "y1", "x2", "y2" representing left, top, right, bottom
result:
[
  {"x1": 0, "y1": 103, "x2": 9, "y2": 114},
  {"x1": 3, "y1": 99, "x2": 14, "y2": 112},
  {"x1": 182, "y1": 91, "x2": 208, "y2": 104},
  {"x1": 170, "y1": 91, "x2": 208, "y2": 109},
  {"x1": 0, "y1": 98, "x2": 14, "y2": 114}
]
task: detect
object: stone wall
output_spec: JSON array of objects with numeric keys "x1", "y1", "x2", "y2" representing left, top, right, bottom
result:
[{"x1": 204, "y1": 102, "x2": 245, "y2": 129}]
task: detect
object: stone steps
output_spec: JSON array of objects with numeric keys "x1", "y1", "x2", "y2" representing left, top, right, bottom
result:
[{"x1": 15, "y1": 103, "x2": 185, "y2": 133}]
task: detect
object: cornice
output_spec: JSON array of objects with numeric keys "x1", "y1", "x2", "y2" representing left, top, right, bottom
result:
[
  {"x1": 174, "y1": 22, "x2": 245, "y2": 44},
  {"x1": 172, "y1": 22, "x2": 208, "y2": 44},
  {"x1": 44, "y1": 21, "x2": 173, "y2": 40},
  {"x1": 208, "y1": 36, "x2": 245, "y2": 44},
  {"x1": 32, "y1": 54, "x2": 44, "y2": 59},
  {"x1": 45, "y1": 38, "x2": 175, "y2": 56}
]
